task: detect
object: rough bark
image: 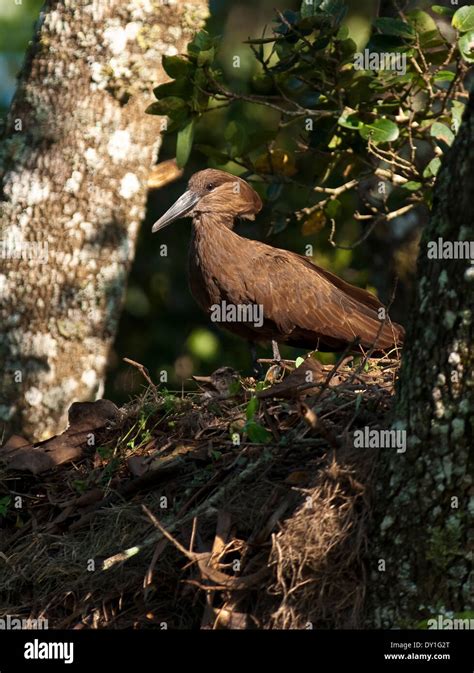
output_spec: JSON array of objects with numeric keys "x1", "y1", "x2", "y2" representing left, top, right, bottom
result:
[
  {"x1": 0, "y1": 0, "x2": 208, "y2": 441},
  {"x1": 366, "y1": 94, "x2": 473, "y2": 626}
]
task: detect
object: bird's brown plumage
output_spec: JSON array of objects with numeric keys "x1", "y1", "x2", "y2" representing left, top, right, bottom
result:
[{"x1": 153, "y1": 169, "x2": 404, "y2": 353}]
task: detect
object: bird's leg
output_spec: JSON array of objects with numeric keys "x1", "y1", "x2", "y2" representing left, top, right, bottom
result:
[
  {"x1": 249, "y1": 341, "x2": 263, "y2": 379},
  {"x1": 272, "y1": 340, "x2": 281, "y2": 362},
  {"x1": 266, "y1": 340, "x2": 283, "y2": 382}
]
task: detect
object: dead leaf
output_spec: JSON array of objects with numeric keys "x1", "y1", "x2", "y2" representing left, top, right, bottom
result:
[
  {"x1": 127, "y1": 455, "x2": 150, "y2": 478},
  {"x1": 0, "y1": 399, "x2": 121, "y2": 474},
  {"x1": 2, "y1": 435, "x2": 29, "y2": 450},
  {"x1": 257, "y1": 357, "x2": 326, "y2": 399},
  {"x1": 302, "y1": 210, "x2": 326, "y2": 236},
  {"x1": 285, "y1": 470, "x2": 310, "y2": 485}
]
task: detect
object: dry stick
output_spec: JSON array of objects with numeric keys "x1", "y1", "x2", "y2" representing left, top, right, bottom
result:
[
  {"x1": 143, "y1": 480, "x2": 217, "y2": 592},
  {"x1": 257, "y1": 358, "x2": 295, "y2": 366},
  {"x1": 204, "y1": 69, "x2": 331, "y2": 119},
  {"x1": 280, "y1": 346, "x2": 358, "y2": 399},
  {"x1": 344, "y1": 281, "x2": 401, "y2": 396},
  {"x1": 201, "y1": 510, "x2": 232, "y2": 628},
  {"x1": 297, "y1": 179, "x2": 359, "y2": 219},
  {"x1": 147, "y1": 159, "x2": 183, "y2": 190},
  {"x1": 123, "y1": 358, "x2": 161, "y2": 405},
  {"x1": 141, "y1": 505, "x2": 267, "y2": 591},
  {"x1": 329, "y1": 217, "x2": 378, "y2": 251},
  {"x1": 102, "y1": 450, "x2": 274, "y2": 570}
]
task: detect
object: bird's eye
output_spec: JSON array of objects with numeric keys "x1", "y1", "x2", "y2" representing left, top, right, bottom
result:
[{"x1": 206, "y1": 183, "x2": 214, "y2": 191}]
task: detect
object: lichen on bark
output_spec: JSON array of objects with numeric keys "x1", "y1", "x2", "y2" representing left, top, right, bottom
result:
[
  {"x1": 366, "y1": 93, "x2": 473, "y2": 627},
  {"x1": 0, "y1": 0, "x2": 208, "y2": 441}
]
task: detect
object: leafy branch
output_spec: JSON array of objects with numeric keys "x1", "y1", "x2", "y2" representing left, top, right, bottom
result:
[{"x1": 146, "y1": 1, "x2": 471, "y2": 244}]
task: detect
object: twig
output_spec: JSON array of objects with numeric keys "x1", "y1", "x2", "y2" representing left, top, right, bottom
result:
[
  {"x1": 328, "y1": 217, "x2": 378, "y2": 250},
  {"x1": 204, "y1": 69, "x2": 331, "y2": 119},
  {"x1": 296, "y1": 179, "x2": 359, "y2": 219},
  {"x1": 123, "y1": 358, "x2": 160, "y2": 404}
]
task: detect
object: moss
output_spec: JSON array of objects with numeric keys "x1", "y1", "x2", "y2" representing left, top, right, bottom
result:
[
  {"x1": 451, "y1": 417, "x2": 465, "y2": 440},
  {"x1": 438, "y1": 269, "x2": 449, "y2": 288},
  {"x1": 443, "y1": 310, "x2": 457, "y2": 329},
  {"x1": 426, "y1": 517, "x2": 463, "y2": 570}
]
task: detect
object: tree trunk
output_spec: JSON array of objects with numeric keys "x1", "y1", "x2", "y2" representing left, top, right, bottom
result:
[
  {"x1": 0, "y1": 0, "x2": 208, "y2": 441},
  {"x1": 366, "y1": 94, "x2": 473, "y2": 626}
]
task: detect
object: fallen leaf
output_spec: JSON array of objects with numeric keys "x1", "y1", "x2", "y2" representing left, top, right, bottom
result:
[{"x1": 0, "y1": 399, "x2": 121, "y2": 474}]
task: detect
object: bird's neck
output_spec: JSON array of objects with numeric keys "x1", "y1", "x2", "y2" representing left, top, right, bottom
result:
[
  {"x1": 188, "y1": 212, "x2": 242, "y2": 309},
  {"x1": 189, "y1": 212, "x2": 242, "y2": 270},
  {"x1": 190, "y1": 212, "x2": 238, "y2": 256},
  {"x1": 193, "y1": 210, "x2": 236, "y2": 231}
]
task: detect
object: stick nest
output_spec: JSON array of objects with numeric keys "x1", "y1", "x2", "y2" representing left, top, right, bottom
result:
[{"x1": 0, "y1": 353, "x2": 400, "y2": 629}]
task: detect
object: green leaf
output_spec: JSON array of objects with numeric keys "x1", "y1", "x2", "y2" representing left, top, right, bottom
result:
[
  {"x1": 423, "y1": 156, "x2": 441, "y2": 178},
  {"x1": 300, "y1": 0, "x2": 325, "y2": 18},
  {"x1": 162, "y1": 55, "x2": 193, "y2": 79},
  {"x1": 346, "y1": 75, "x2": 375, "y2": 106},
  {"x1": 246, "y1": 396, "x2": 259, "y2": 421},
  {"x1": 402, "y1": 181, "x2": 422, "y2": 191},
  {"x1": 373, "y1": 17, "x2": 416, "y2": 39},
  {"x1": 246, "y1": 420, "x2": 272, "y2": 444},
  {"x1": 359, "y1": 118, "x2": 399, "y2": 144},
  {"x1": 188, "y1": 30, "x2": 214, "y2": 56},
  {"x1": 430, "y1": 122, "x2": 454, "y2": 147},
  {"x1": 368, "y1": 34, "x2": 408, "y2": 51},
  {"x1": 319, "y1": 0, "x2": 347, "y2": 22},
  {"x1": 452, "y1": 6, "x2": 474, "y2": 32},
  {"x1": 192, "y1": 68, "x2": 211, "y2": 110},
  {"x1": 433, "y1": 69, "x2": 456, "y2": 83},
  {"x1": 197, "y1": 47, "x2": 215, "y2": 67},
  {"x1": 431, "y1": 5, "x2": 455, "y2": 17},
  {"x1": 224, "y1": 120, "x2": 249, "y2": 156},
  {"x1": 0, "y1": 496, "x2": 11, "y2": 517},
  {"x1": 451, "y1": 100, "x2": 465, "y2": 133},
  {"x1": 337, "y1": 108, "x2": 362, "y2": 130},
  {"x1": 338, "y1": 37, "x2": 357, "y2": 59},
  {"x1": 176, "y1": 118, "x2": 195, "y2": 168},
  {"x1": 295, "y1": 356, "x2": 305, "y2": 368},
  {"x1": 194, "y1": 144, "x2": 229, "y2": 163},
  {"x1": 458, "y1": 30, "x2": 474, "y2": 62},
  {"x1": 145, "y1": 97, "x2": 190, "y2": 124},
  {"x1": 145, "y1": 101, "x2": 165, "y2": 115},
  {"x1": 419, "y1": 28, "x2": 445, "y2": 48},
  {"x1": 153, "y1": 79, "x2": 192, "y2": 99},
  {"x1": 406, "y1": 9, "x2": 437, "y2": 34},
  {"x1": 336, "y1": 25, "x2": 349, "y2": 40}
]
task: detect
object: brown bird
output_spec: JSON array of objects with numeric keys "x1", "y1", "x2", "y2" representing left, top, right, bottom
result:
[{"x1": 152, "y1": 169, "x2": 404, "y2": 363}]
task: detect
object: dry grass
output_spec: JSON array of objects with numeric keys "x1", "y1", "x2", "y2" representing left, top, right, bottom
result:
[{"x1": 0, "y1": 353, "x2": 400, "y2": 629}]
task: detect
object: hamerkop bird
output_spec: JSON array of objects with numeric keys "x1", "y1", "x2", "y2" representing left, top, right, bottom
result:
[{"x1": 152, "y1": 169, "x2": 404, "y2": 361}]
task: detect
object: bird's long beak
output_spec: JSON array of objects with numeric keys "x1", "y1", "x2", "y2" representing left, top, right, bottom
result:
[{"x1": 151, "y1": 190, "x2": 199, "y2": 233}]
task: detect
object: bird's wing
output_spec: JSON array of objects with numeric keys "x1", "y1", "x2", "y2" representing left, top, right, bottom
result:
[{"x1": 234, "y1": 246, "x2": 401, "y2": 349}]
